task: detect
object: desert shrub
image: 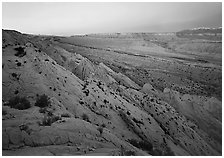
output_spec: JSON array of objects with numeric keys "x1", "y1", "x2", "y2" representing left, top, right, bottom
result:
[
  {"x1": 39, "y1": 115, "x2": 61, "y2": 126},
  {"x1": 51, "y1": 115, "x2": 61, "y2": 122},
  {"x1": 126, "y1": 111, "x2": 131, "y2": 115},
  {"x1": 103, "y1": 99, "x2": 109, "y2": 104},
  {"x1": 8, "y1": 96, "x2": 31, "y2": 110},
  {"x1": 83, "y1": 89, "x2": 89, "y2": 96},
  {"x1": 101, "y1": 123, "x2": 106, "y2": 128},
  {"x1": 139, "y1": 141, "x2": 153, "y2": 151},
  {"x1": 124, "y1": 150, "x2": 136, "y2": 156},
  {"x1": 39, "y1": 107, "x2": 47, "y2": 113},
  {"x1": 35, "y1": 94, "x2": 51, "y2": 108},
  {"x1": 129, "y1": 139, "x2": 153, "y2": 152},
  {"x1": 14, "y1": 47, "x2": 26, "y2": 57},
  {"x1": 129, "y1": 139, "x2": 139, "y2": 148},
  {"x1": 40, "y1": 115, "x2": 52, "y2": 126},
  {"x1": 47, "y1": 110, "x2": 53, "y2": 116},
  {"x1": 150, "y1": 148, "x2": 163, "y2": 156},
  {"x1": 120, "y1": 146, "x2": 136, "y2": 156},
  {"x1": 97, "y1": 126, "x2": 104, "y2": 135},
  {"x1": 132, "y1": 117, "x2": 144, "y2": 125},
  {"x1": 19, "y1": 124, "x2": 29, "y2": 131},
  {"x1": 82, "y1": 113, "x2": 90, "y2": 122},
  {"x1": 79, "y1": 100, "x2": 84, "y2": 105},
  {"x1": 119, "y1": 111, "x2": 133, "y2": 127},
  {"x1": 61, "y1": 113, "x2": 71, "y2": 118}
]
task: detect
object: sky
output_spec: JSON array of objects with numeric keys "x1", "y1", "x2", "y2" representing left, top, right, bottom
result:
[{"x1": 2, "y1": 2, "x2": 222, "y2": 36}]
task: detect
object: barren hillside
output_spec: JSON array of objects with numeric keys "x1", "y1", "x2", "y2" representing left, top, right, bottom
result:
[{"x1": 2, "y1": 29, "x2": 222, "y2": 156}]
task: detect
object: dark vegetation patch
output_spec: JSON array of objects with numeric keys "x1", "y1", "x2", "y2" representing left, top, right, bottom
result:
[
  {"x1": 16, "y1": 62, "x2": 22, "y2": 66},
  {"x1": 97, "y1": 126, "x2": 104, "y2": 135},
  {"x1": 35, "y1": 94, "x2": 51, "y2": 108},
  {"x1": 39, "y1": 115, "x2": 61, "y2": 126},
  {"x1": 14, "y1": 90, "x2": 19, "y2": 94},
  {"x1": 79, "y1": 100, "x2": 84, "y2": 105},
  {"x1": 11, "y1": 73, "x2": 20, "y2": 80},
  {"x1": 8, "y1": 96, "x2": 31, "y2": 110},
  {"x1": 128, "y1": 139, "x2": 153, "y2": 152},
  {"x1": 83, "y1": 89, "x2": 90, "y2": 96},
  {"x1": 132, "y1": 117, "x2": 144, "y2": 125},
  {"x1": 39, "y1": 107, "x2": 48, "y2": 114},
  {"x1": 14, "y1": 47, "x2": 26, "y2": 57},
  {"x1": 103, "y1": 99, "x2": 109, "y2": 104},
  {"x1": 61, "y1": 113, "x2": 71, "y2": 118},
  {"x1": 128, "y1": 139, "x2": 174, "y2": 156},
  {"x1": 122, "y1": 150, "x2": 136, "y2": 156}
]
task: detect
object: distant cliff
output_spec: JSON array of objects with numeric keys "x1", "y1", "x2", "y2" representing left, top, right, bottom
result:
[{"x1": 176, "y1": 27, "x2": 222, "y2": 40}]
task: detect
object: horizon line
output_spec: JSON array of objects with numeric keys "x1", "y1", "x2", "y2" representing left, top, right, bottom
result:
[{"x1": 2, "y1": 26, "x2": 222, "y2": 37}]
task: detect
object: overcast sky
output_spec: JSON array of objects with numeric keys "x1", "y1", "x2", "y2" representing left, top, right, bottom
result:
[{"x1": 2, "y1": 2, "x2": 222, "y2": 36}]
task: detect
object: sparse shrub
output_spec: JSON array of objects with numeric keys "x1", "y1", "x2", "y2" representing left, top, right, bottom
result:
[
  {"x1": 11, "y1": 72, "x2": 20, "y2": 80},
  {"x1": 103, "y1": 99, "x2": 109, "y2": 104},
  {"x1": 151, "y1": 148, "x2": 163, "y2": 156},
  {"x1": 39, "y1": 107, "x2": 47, "y2": 113},
  {"x1": 101, "y1": 123, "x2": 106, "y2": 128},
  {"x1": 128, "y1": 139, "x2": 153, "y2": 153},
  {"x1": 129, "y1": 139, "x2": 139, "y2": 148},
  {"x1": 119, "y1": 110, "x2": 134, "y2": 128},
  {"x1": 14, "y1": 47, "x2": 26, "y2": 57},
  {"x1": 138, "y1": 140, "x2": 153, "y2": 151},
  {"x1": 120, "y1": 145, "x2": 136, "y2": 156},
  {"x1": 40, "y1": 115, "x2": 52, "y2": 126},
  {"x1": 47, "y1": 110, "x2": 53, "y2": 116},
  {"x1": 19, "y1": 124, "x2": 29, "y2": 131},
  {"x1": 16, "y1": 62, "x2": 22, "y2": 66},
  {"x1": 61, "y1": 113, "x2": 71, "y2": 118},
  {"x1": 79, "y1": 100, "x2": 84, "y2": 105},
  {"x1": 39, "y1": 107, "x2": 53, "y2": 116},
  {"x1": 8, "y1": 96, "x2": 31, "y2": 110},
  {"x1": 124, "y1": 150, "x2": 136, "y2": 156},
  {"x1": 97, "y1": 126, "x2": 104, "y2": 135},
  {"x1": 82, "y1": 113, "x2": 90, "y2": 122},
  {"x1": 51, "y1": 115, "x2": 61, "y2": 123},
  {"x1": 83, "y1": 89, "x2": 89, "y2": 96},
  {"x1": 35, "y1": 94, "x2": 51, "y2": 108},
  {"x1": 39, "y1": 115, "x2": 61, "y2": 126}
]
